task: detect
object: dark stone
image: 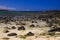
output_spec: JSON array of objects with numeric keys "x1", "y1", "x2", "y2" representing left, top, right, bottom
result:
[
  {"x1": 11, "y1": 26, "x2": 16, "y2": 29},
  {"x1": 7, "y1": 33, "x2": 17, "y2": 36},
  {"x1": 32, "y1": 21, "x2": 34, "y2": 23},
  {"x1": 52, "y1": 25, "x2": 57, "y2": 28},
  {"x1": 35, "y1": 21, "x2": 37, "y2": 23},
  {"x1": 36, "y1": 25, "x2": 40, "y2": 27},
  {"x1": 42, "y1": 19, "x2": 46, "y2": 21},
  {"x1": 48, "y1": 28, "x2": 60, "y2": 32},
  {"x1": 32, "y1": 21, "x2": 37, "y2": 23},
  {"x1": 18, "y1": 26, "x2": 25, "y2": 30},
  {"x1": 5, "y1": 20, "x2": 9, "y2": 23},
  {"x1": 4, "y1": 30, "x2": 9, "y2": 33},
  {"x1": 48, "y1": 23, "x2": 53, "y2": 27},
  {"x1": 26, "y1": 32, "x2": 34, "y2": 36},
  {"x1": 30, "y1": 24, "x2": 35, "y2": 27}
]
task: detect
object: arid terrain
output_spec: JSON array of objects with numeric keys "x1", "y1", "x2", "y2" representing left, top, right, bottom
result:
[{"x1": 0, "y1": 10, "x2": 60, "y2": 40}]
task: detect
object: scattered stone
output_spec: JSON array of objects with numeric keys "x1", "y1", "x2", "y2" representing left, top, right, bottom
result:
[
  {"x1": 48, "y1": 28, "x2": 60, "y2": 32},
  {"x1": 25, "y1": 32, "x2": 34, "y2": 36},
  {"x1": 2, "y1": 29, "x2": 9, "y2": 33},
  {"x1": 42, "y1": 18, "x2": 46, "y2": 21},
  {"x1": 36, "y1": 25, "x2": 40, "y2": 27},
  {"x1": 52, "y1": 25, "x2": 57, "y2": 28},
  {"x1": 5, "y1": 20, "x2": 9, "y2": 24},
  {"x1": 11, "y1": 26, "x2": 16, "y2": 29},
  {"x1": 4, "y1": 30, "x2": 9, "y2": 33},
  {"x1": 30, "y1": 24, "x2": 35, "y2": 27},
  {"x1": 32, "y1": 21, "x2": 34, "y2": 23},
  {"x1": 7, "y1": 33, "x2": 17, "y2": 36},
  {"x1": 18, "y1": 26, "x2": 25, "y2": 30},
  {"x1": 35, "y1": 21, "x2": 37, "y2": 23},
  {"x1": 32, "y1": 20, "x2": 37, "y2": 23}
]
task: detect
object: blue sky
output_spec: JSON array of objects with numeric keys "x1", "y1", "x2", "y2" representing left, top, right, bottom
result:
[{"x1": 0, "y1": 0, "x2": 60, "y2": 11}]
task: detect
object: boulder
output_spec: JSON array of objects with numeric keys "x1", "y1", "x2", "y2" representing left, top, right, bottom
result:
[
  {"x1": 4, "y1": 30, "x2": 9, "y2": 33},
  {"x1": 30, "y1": 24, "x2": 35, "y2": 27},
  {"x1": 48, "y1": 28, "x2": 60, "y2": 32},
  {"x1": 11, "y1": 26, "x2": 16, "y2": 29},
  {"x1": 26, "y1": 32, "x2": 34, "y2": 36},
  {"x1": 7, "y1": 33, "x2": 17, "y2": 36},
  {"x1": 18, "y1": 26, "x2": 25, "y2": 30}
]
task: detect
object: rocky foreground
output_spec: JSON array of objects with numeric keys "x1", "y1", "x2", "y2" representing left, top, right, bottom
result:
[
  {"x1": 0, "y1": 19, "x2": 60, "y2": 40},
  {"x1": 0, "y1": 10, "x2": 60, "y2": 40}
]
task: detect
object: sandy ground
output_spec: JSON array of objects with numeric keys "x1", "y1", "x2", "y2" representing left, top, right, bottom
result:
[{"x1": 0, "y1": 20, "x2": 60, "y2": 40}]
